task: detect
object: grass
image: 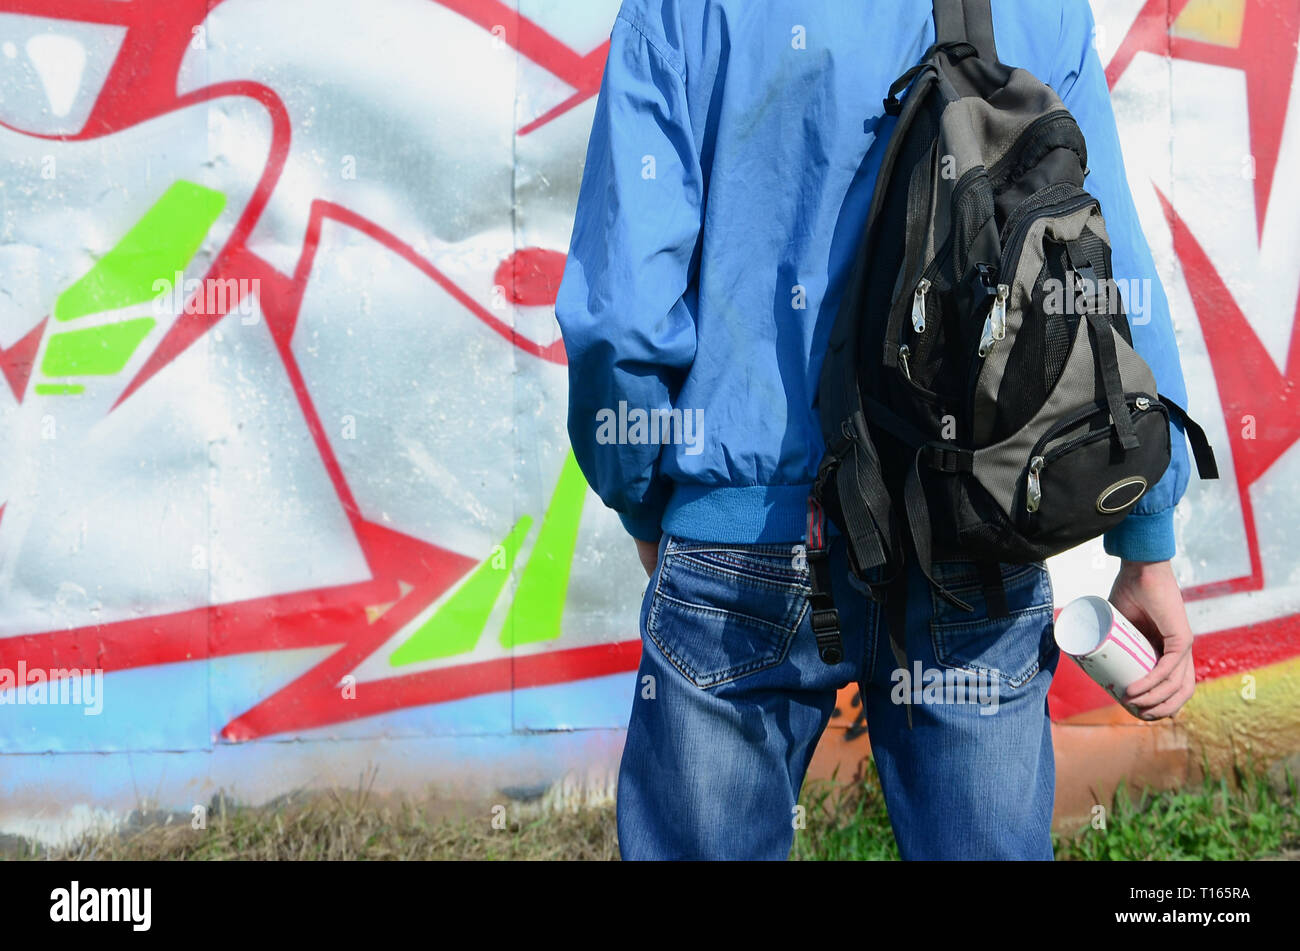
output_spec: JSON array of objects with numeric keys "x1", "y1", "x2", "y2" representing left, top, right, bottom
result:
[
  {"x1": 796, "y1": 759, "x2": 1300, "y2": 861},
  {"x1": 7, "y1": 791, "x2": 619, "y2": 862},
  {"x1": 2, "y1": 768, "x2": 619, "y2": 861},
  {"x1": 793, "y1": 762, "x2": 900, "y2": 860},
  {"x1": 6, "y1": 761, "x2": 1297, "y2": 861},
  {"x1": 1053, "y1": 763, "x2": 1300, "y2": 861}
]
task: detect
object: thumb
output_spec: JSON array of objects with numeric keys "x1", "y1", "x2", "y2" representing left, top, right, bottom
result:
[{"x1": 1107, "y1": 579, "x2": 1161, "y2": 654}]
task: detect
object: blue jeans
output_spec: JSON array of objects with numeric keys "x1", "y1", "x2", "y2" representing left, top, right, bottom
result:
[{"x1": 616, "y1": 533, "x2": 1060, "y2": 860}]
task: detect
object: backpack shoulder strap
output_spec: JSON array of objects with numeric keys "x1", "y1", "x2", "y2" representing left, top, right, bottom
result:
[{"x1": 933, "y1": 0, "x2": 998, "y2": 62}]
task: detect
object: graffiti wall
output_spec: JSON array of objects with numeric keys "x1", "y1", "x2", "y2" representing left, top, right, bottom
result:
[{"x1": 0, "y1": 0, "x2": 1296, "y2": 841}]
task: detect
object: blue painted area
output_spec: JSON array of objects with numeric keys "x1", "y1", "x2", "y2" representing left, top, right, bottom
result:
[
  {"x1": 0, "y1": 655, "x2": 633, "y2": 839},
  {"x1": 207, "y1": 646, "x2": 339, "y2": 735},
  {"x1": 279, "y1": 682, "x2": 514, "y2": 740},
  {"x1": 0, "y1": 648, "x2": 343, "y2": 753},
  {"x1": 0, "y1": 659, "x2": 209, "y2": 753},
  {"x1": 512, "y1": 670, "x2": 635, "y2": 731},
  {"x1": 0, "y1": 650, "x2": 633, "y2": 752}
]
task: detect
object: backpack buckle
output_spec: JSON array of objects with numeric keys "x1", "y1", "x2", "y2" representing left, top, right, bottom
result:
[
  {"x1": 806, "y1": 498, "x2": 845, "y2": 666},
  {"x1": 1073, "y1": 264, "x2": 1102, "y2": 314},
  {"x1": 810, "y1": 605, "x2": 845, "y2": 665},
  {"x1": 966, "y1": 261, "x2": 998, "y2": 304},
  {"x1": 924, "y1": 443, "x2": 974, "y2": 474}
]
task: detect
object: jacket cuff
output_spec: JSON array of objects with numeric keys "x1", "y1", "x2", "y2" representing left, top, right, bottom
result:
[
  {"x1": 1103, "y1": 508, "x2": 1176, "y2": 563},
  {"x1": 618, "y1": 509, "x2": 665, "y2": 543}
]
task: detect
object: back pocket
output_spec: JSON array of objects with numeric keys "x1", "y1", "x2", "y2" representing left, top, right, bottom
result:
[
  {"x1": 928, "y1": 561, "x2": 1056, "y2": 688},
  {"x1": 645, "y1": 539, "x2": 809, "y2": 688}
]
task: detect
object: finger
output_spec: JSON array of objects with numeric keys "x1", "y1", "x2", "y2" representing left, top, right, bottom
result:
[
  {"x1": 1126, "y1": 628, "x2": 1196, "y2": 700},
  {"x1": 1136, "y1": 673, "x2": 1196, "y2": 720},
  {"x1": 1123, "y1": 650, "x2": 1184, "y2": 701},
  {"x1": 1129, "y1": 681, "x2": 1182, "y2": 717},
  {"x1": 1129, "y1": 656, "x2": 1195, "y2": 714},
  {"x1": 1128, "y1": 649, "x2": 1190, "y2": 701},
  {"x1": 1168, "y1": 661, "x2": 1199, "y2": 717}
]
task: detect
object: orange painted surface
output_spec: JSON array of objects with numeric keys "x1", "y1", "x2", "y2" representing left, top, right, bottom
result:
[{"x1": 812, "y1": 651, "x2": 1300, "y2": 828}]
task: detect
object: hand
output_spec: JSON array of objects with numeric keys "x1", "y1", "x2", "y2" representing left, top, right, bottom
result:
[
  {"x1": 635, "y1": 537, "x2": 661, "y2": 578},
  {"x1": 1108, "y1": 559, "x2": 1197, "y2": 720}
]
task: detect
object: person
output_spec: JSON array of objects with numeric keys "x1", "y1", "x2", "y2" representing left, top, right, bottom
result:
[{"x1": 554, "y1": 0, "x2": 1199, "y2": 860}]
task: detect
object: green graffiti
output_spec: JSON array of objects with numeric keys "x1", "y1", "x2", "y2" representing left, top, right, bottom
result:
[
  {"x1": 34, "y1": 383, "x2": 85, "y2": 396},
  {"x1": 41, "y1": 318, "x2": 156, "y2": 377},
  {"x1": 389, "y1": 516, "x2": 534, "y2": 667},
  {"x1": 499, "y1": 452, "x2": 587, "y2": 648},
  {"x1": 54, "y1": 180, "x2": 227, "y2": 322},
  {"x1": 388, "y1": 453, "x2": 589, "y2": 664}
]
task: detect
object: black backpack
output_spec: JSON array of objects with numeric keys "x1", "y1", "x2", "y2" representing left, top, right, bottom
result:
[{"x1": 807, "y1": 0, "x2": 1219, "y2": 677}]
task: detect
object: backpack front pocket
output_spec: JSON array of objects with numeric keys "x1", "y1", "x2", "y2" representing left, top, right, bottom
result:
[
  {"x1": 1015, "y1": 393, "x2": 1171, "y2": 549},
  {"x1": 969, "y1": 185, "x2": 1105, "y2": 447}
]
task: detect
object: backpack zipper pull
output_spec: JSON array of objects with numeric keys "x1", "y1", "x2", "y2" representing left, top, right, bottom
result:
[
  {"x1": 978, "y1": 316, "x2": 995, "y2": 357},
  {"x1": 978, "y1": 284, "x2": 1010, "y2": 357},
  {"x1": 1026, "y1": 455, "x2": 1044, "y2": 513},
  {"x1": 911, "y1": 279, "x2": 931, "y2": 334},
  {"x1": 992, "y1": 284, "x2": 1009, "y2": 339},
  {"x1": 899, "y1": 344, "x2": 912, "y2": 380}
]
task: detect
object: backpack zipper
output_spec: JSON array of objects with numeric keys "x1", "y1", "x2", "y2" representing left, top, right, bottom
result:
[
  {"x1": 963, "y1": 185, "x2": 1089, "y2": 443},
  {"x1": 893, "y1": 166, "x2": 988, "y2": 355},
  {"x1": 977, "y1": 283, "x2": 1010, "y2": 357},
  {"x1": 1030, "y1": 392, "x2": 1159, "y2": 461},
  {"x1": 1021, "y1": 393, "x2": 1165, "y2": 516},
  {"x1": 987, "y1": 110, "x2": 1084, "y2": 192},
  {"x1": 911, "y1": 279, "x2": 931, "y2": 334},
  {"x1": 973, "y1": 188, "x2": 1097, "y2": 366},
  {"x1": 1026, "y1": 456, "x2": 1045, "y2": 513},
  {"x1": 999, "y1": 189, "x2": 1096, "y2": 273}
]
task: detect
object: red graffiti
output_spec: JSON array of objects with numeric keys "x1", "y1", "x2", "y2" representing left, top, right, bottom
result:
[
  {"x1": 0, "y1": 0, "x2": 628, "y2": 741},
  {"x1": 0, "y1": 0, "x2": 1296, "y2": 737}
]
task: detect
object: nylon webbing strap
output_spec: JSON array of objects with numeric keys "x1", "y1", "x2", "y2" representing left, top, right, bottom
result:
[
  {"x1": 806, "y1": 497, "x2": 845, "y2": 666},
  {"x1": 924, "y1": 444, "x2": 974, "y2": 473},
  {"x1": 903, "y1": 447, "x2": 974, "y2": 614},
  {"x1": 976, "y1": 561, "x2": 1009, "y2": 620},
  {"x1": 1068, "y1": 238, "x2": 1141, "y2": 452},
  {"x1": 862, "y1": 394, "x2": 928, "y2": 449},
  {"x1": 933, "y1": 0, "x2": 997, "y2": 62},
  {"x1": 1159, "y1": 393, "x2": 1221, "y2": 480},
  {"x1": 883, "y1": 565, "x2": 913, "y2": 731},
  {"x1": 1072, "y1": 230, "x2": 1110, "y2": 290},
  {"x1": 883, "y1": 62, "x2": 937, "y2": 116},
  {"x1": 835, "y1": 431, "x2": 891, "y2": 573},
  {"x1": 1085, "y1": 310, "x2": 1141, "y2": 451}
]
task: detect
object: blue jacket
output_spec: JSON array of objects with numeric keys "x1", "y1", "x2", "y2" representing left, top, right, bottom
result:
[{"x1": 555, "y1": 0, "x2": 1191, "y2": 560}]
